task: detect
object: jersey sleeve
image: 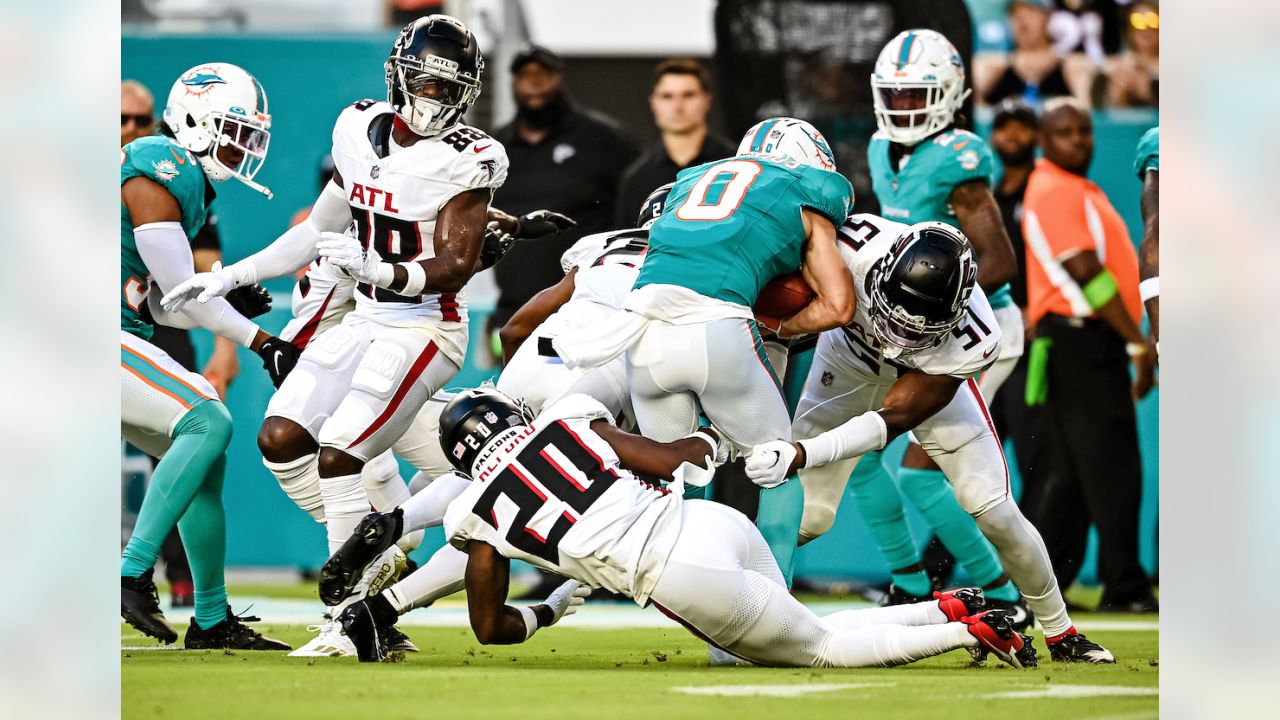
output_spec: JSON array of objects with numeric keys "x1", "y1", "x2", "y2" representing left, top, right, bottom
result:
[
  {"x1": 799, "y1": 167, "x2": 855, "y2": 227},
  {"x1": 560, "y1": 232, "x2": 611, "y2": 274},
  {"x1": 1133, "y1": 127, "x2": 1159, "y2": 179},
  {"x1": 123, "y1": 141, "x2": 205, "y2": 213},
  {"x1": 918, "y1": 290, "x2": 1003, "y2": 379},
  {"x1": 436, "y1": 135, "x2": 510, "y2": 210},
  {"x1": 935, "y1": 131, "x2": 995, "y2": 189}
]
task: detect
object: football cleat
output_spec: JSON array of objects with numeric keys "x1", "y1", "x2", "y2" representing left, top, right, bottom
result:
[
  {"x1": 319, "y1": 510, "x2": 403, "y2": 606},
  {"x1": 963, "y1": 610, "x2": 1037, "y2": 668},
  {"x1": 879, "y1": 580, "x2": 938, "y2": 607},
  {"x1": 385, "y1": 625, "x2": 420, "y2": 653},
  {"x1": 338, "y1": 595, "x2": 400, "y2": 663},
  {"x1": 934, "y1": 587, "x2": 986, "y2": 622},
  {"x1": 288, "y1": 616, "x2": 356, "y2": 657},
  {"x1": 184, "y1": 607, "x2": 291, "y2": 651},
  {"x1": 986, "y1": 597, "x2": 1035, "y2": 632},
  {"x1": 1048, "y1": 631, "x2": 1116, "y2": 664},
  {"x1": 122, "y1": 569, "x2": 178, "y2": 644}
]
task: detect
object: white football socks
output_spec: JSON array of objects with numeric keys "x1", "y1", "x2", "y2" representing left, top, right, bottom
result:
[{"x1": 264, "y1": 453, "x2": 325, "y2": 524}]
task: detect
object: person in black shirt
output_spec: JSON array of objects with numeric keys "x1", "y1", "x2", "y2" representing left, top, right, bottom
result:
[
  {"x1": 614, "y1": 59, "x2": 734, "y2": 228},
  {"x1": 489, "y1": 46, "x2": 639, "y2": 338}
]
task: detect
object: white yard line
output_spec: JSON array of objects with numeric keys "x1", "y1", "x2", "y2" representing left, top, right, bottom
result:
[{"x1": 671, "y1": 683, "x2": 897, "y2": 697}]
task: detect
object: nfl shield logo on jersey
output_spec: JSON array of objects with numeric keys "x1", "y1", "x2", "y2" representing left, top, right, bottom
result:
[
  {"x1": 821, "y1": 371, "x2": 834, "y2": 386},
  {"x1": 370, "y1": 165, "x2": 380, "y2": 179}
]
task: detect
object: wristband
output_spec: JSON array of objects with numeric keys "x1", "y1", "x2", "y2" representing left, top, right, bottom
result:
[
  {"x1": 399, "y1": 262, "x2": 427, "y2": 296},
  {"x1": 1082, "y1": 269, "x2": 1119, "y2": 310},
  {"x1": 1139, "y1": 277, "x2": 1159, "y2": 302},
  {"x1": 1125, "y1": 342, "x2": 1148, "y2": 358},
  {"x1": 518, "y1": 606, "x2": 539, "y2": 641},
  {"x1": 686, "y1": 429, "x2": 719, "y2": 458}
]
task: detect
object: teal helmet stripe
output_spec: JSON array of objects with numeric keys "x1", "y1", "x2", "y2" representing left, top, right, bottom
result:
[
  {"x1": 897, "y1": 31, "x2": 916, "y2": 70},
  {"x1": 750, "y1": 119, "x2": 779, "y2": 152}
]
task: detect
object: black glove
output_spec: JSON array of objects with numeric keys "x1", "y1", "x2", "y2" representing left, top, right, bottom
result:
[
  {"x1": 225, "y1": 283, "x2": 273, "y2": 319},
  {"x1": 514, "y1": 209, "x2": 576, "y2": 239},
  {"x1": 478, "y1": 222, "x2": 518, "y2": 270},
  {"x1": 256, "y1": 336, "x2": 300, "y2": 389}
]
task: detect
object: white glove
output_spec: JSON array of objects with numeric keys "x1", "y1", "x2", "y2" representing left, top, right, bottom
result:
[
  {"x1": 160, "y1": 260, "x2": 238, "y2": 312},
  {"x1": 542, "y1": 579, "x2": 592, "y2": 626},
  {"x1": 744, "y1": 440, "x2": 799, "y2": 489},
  {"x1": 317, "y1": 231, "x2": 393, "y2": 287}
]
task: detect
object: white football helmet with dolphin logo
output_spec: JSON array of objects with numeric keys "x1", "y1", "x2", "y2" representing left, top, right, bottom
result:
[
  {"x1": 162, "y1": 62, "x2": 273, "y2": 198},
  {"x1": 871, "y1": 30, "x2": 970, "y2": 146}
]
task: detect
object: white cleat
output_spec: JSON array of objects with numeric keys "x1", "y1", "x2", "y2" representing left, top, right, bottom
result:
[
  {"x1": 708, "y1": 644, "x2": 754, "y2": 667},
  {"x1": 288, "y1": 616, "x2": 356, "y2": 657}
]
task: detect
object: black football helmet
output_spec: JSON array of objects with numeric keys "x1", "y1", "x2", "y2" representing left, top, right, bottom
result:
[
  {"x1": 867, "y1": 222, "x2": 977, "y2": 358},
  {"x1": 438, "y1": 387, "x2": 534, "y2": 476},
  {"x1": 385, "y1": 15, "x2": 483, "y2": 136},
  {"x1": 636, "y1": 182, "x2": 675, "y2": 229}
]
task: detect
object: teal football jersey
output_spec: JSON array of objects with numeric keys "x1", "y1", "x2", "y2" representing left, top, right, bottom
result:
[
  {"x1": 868, "y1": 128, "x2": 1012, "y2": 308},
  {"x1": 1134, "y1": 127, "x2": 1159, "y2": 179},
  {"x1": 633, "y1": 156, "x2": 852, "y2": 307},
  {"x1": 120, "y1": 136, "x2": 212, "y2": 339}
]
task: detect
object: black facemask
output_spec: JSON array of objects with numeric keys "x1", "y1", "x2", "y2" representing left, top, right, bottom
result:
[{"x1": 517, "y1": 93, "x2": 569, "y2": 129}]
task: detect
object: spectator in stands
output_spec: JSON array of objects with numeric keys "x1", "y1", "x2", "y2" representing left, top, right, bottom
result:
[
  {"x1": 1096, "y1": 1, "x2": 1159, "y2": 108},
  {"x1": 614, "y1": 60, "x2": 733, "y2": 228},
  {"x1": 1021, "y1": 98, "x2": 1157, "y2": 612},
  {"x1": 975, "y1": 0, "x2": 1093, "y2": 108},
  {"x1": 122, "y1": 79, "x2": 240, "y2": 607},
  {"x1": 985, "y1": 99, "x2": 1050, "y2": 517},
  {"x1": 386, "y1": 0, "x2": 444, "y2": 28},
  {"x1": 489, "y1": 46, "x2": 638, "y2": 360}
]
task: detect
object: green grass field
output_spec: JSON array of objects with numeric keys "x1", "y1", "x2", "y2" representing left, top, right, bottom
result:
[{"x1": 122, "y1": 585, "x2": 1157, "y2": 720}]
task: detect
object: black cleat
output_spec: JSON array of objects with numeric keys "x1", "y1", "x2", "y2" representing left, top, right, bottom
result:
[
  {"x1": 986, "y1": 597, "x2": 1035, "y2": 632},
  {"x1": 385, "y1": 624, "x2": 419, "y2": 653},
  {"x1": 1048, "y1": 631, "x2": 1116, "y2": 663},
  {"x1": 879, "y1": 581, "x2": 938, "y2": 607},
  {"x1": 184, "y1": 607, "x2": 292, "y2": 651},
  {"x1": 122, "y1": 569, "x2": 178, "y2": 644},
  {"x1": 319, "y1": 510, "x2": 403, "y2": 607},
  {"x1": 963, "y1": 609, "x2": 1038, "y2": 668},
  {"x1": 338, "y1": 594, "x2": 399, "y2": 662}
]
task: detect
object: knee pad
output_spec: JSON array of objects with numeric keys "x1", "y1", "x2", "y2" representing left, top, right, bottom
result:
[
  {"x1": 361, "y1": 450, "x2": 400, "y2": 489},
  {"x1": 351, "y1": 341, "x2": 409, "y2": 399},
  {"x1": 798, "y1": 461, "x2": 853, "y2": 541}
]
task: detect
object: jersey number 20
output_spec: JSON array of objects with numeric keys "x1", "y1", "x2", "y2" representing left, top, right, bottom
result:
[{"x1": 674, "y1": 160, "x2": 763, "y2": 222}]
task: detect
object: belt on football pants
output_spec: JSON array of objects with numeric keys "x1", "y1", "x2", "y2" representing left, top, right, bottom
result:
[{"x1": 538, "y1": 336, "x2": 561, "y2": 359}]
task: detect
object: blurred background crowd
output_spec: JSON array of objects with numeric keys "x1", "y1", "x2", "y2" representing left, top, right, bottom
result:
[{"x1": 121, "y1": 0, "x2": 1158, "y2": 605}]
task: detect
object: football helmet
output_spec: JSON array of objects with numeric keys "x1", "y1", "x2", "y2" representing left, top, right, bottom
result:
[
  {"x1": 386, "y1": 15, "x2": 483, "y2": 137},
  {"x1": 162, "y1": 63, "x2": 272, "y2": 197},
  {"x1": 736, "y1": 117, "x2": 837, "y2": 172},
  {"x1": 867, "y1": 222, "x2": 977, "y2": 358},
  {"x1": 636, "y1": 182, "x2": 674, "y2": 229},
  {"x1": 871, "y1": 29, "x2": 970, "y2": 146},
  {"x1": 438, "y1": 387, "x2": 535, "y2": 476}
]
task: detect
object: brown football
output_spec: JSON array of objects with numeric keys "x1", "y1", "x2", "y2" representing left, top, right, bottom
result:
[{"x1": 754, "y1": 271, "x2": 816, "y2": 319}]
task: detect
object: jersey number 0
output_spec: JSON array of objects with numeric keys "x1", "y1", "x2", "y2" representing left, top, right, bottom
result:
[{"x1": 674, "y1": 160, "x2": 763, "y2": 222}]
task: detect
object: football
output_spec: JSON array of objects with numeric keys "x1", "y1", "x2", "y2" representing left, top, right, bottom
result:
[{"x1": 754, "y1": 271, "x2": 815, "y2": 320}]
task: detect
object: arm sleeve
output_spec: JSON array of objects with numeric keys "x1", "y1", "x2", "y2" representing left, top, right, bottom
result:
[
  {"x1": 134, "y1": 221, "x2": 260, "y2": 347},
  {"x1": 226, "y1": 181, "x2": 349, "y2": 285}
]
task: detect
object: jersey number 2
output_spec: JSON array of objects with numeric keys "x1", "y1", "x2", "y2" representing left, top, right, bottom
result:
[
  {"x1": 471, "y1": 421, "x2": 620, "y2": 563},
  {"x1": 674, "y1": 160, "x2": 763, "y2": 222}
]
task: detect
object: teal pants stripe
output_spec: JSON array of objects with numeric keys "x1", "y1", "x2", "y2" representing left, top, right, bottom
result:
[{"x1": 121, "y1": 343, "x2": 211, "y2": 408}]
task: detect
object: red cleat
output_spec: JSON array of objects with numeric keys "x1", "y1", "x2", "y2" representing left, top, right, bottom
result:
[
  {"x1": 963, "y1": 609, "x2": 1038, "y2": 668},
  {"x1": 934, "y1": 587, "x2": 986, "y2": 622}
]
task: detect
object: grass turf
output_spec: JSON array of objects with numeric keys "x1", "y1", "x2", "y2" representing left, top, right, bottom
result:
[{"x1": 123, "y1": 611, "x2": 1157, "y2": 719}]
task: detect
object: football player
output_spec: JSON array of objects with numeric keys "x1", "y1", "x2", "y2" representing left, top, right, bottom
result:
[
  {"x1": 120, "y1": 62, "x2": 292, "y2": 649},
  {"x1": 553, "y1": 119, "x2": 856, "y2": 582},
  {"x1": 746, "y1": 217, "x2": 1114, "y2": 663},
  {"x1": 326, "y1": 389, "x2": 1037, "y2": 668},
  {"x1": 848, "y1": 29, "x2": 1025, "y2": 611},
  {"x1": 162, "y1": 15, "x2": 508, "y2": 650},
  {"x1": 1134, "y1": 127, "x2": 1158, "y2": 346}
]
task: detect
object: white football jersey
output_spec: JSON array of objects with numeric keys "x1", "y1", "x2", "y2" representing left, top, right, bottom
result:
[
  {"x1": 831, "y1": 213, "x2": 1002, "y2": 382},
  {"x1": 443, "y1": 394, "x2": 682, "y2": 605},
  {"x1": 538, "y1": 229, "x2": 650, "y2": 338},
  {"x1": 330, "y1": 99, "x2": 509, "y2": 327},
  {"x1": 278, "y1": 259, "x2": 356, "y2": 349}
]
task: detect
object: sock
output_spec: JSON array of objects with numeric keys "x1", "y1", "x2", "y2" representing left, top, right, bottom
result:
[
  {"x1": 264, "y1": 453, "x2": 325, "y2": 524},
  {"x1": 400, "y1": 472, "x2": 471, "y2": 532},
  {"x1": 359, "y1": 452, "x2": 424, "y2": 552},
  {"x1": 974, "y1": 500, "x2": 1073, "y2": 637},
  {"x1": 385, "y1": 543, "x2": 468, "y2": 613},
  {"x1": 819, "y1": 620, "x2": 975, "y2": 667},
  {"x1": 318, "y1": 471, "x2": 368, "y2": 556},
  {"x1": 845, "y1": 451, "x2": 919, "y2": 571},
  {"x1": 755, "y1": 479, "x2": 804, "y2": 586},
  {"x1": 984, "y1": 579, "x2": 1021, "y2": 603},
  {"x1": 176, "y1": 453, "x2": 230, "y2": 630},
  {"x1": 896, "y1": 467, "x2": 1006, "y2": 588},
  {"x1": 890, "y1": 570, "x2": 932, "y2": 597},
  {"x1": 821, "y1": 600, "x2": 947, "y2": 631},
  {"x1": 122, "y1": 402, "x2": 232, "y2": 578}
]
